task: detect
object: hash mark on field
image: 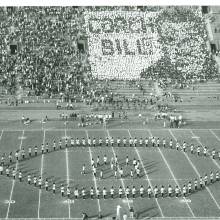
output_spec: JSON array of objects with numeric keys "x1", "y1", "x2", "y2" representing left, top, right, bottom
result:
[
  {"x1": 37, "y1": 130, "x2": 45, "y2": 219},
  {"x1": 6, "y1": 130, "x2": 24, "y2": 219},
  {"x1": 169, "y1": 129, "x2": 220, "y2": 210},
  {"x1": 65, "y1": 129, "x2": 71, "y2": 219},
  {"x1": 85, "y1": 130, "x2": 101, "y2": 213},
  {"x1": 106, "y1": 129, "x2": 131, "y2": 210},
  {"x1": 127, "y1": 129, "x2": 164, "y2": 217},
  {"x1": 148, "y1": 130, "x2": 195, "y2": 217}
]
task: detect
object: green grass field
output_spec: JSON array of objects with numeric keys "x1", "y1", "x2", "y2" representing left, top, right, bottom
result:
[{"x1": 0, "y1": 126, "x2": 220, "y2": 219}]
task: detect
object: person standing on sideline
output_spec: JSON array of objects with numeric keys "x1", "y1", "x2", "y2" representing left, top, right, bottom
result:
[{"x1": 116, "y1": 205, "x2": 121, "y2": 220}]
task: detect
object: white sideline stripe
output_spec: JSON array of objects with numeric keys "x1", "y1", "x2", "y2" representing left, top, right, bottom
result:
[
  {"x1": 127, "y1": 129, "x2": 164, "y2": 217},
  {"x1": 65, "y1": 129, "x2": 71, "y2": 219},
  {"x1": 67, "y1": 178, "x2": 193, "y2": 181},
  {"x1": 169, "y1": 129, "x2": 220, "y2": 210},
  {"x1": 6, "y1": 130, "x2": 24, "y2": 219},
  {"x1": 37, "y1": 130, "x2": 46, "y2": 219},
  {"x1": 148, "y1": 130, "x2": 195, "y2": 217},
  {"x1": 2, "y1": 128, "x2": 220, "y2": 132},
  {"x1": 190, "y1": 130, "x2": 220, "y2": 170},
  {"x1": 2, "y1": 218, "x2": 220, "y2": 220},
  {"x1": 148, "y1": 218, "x2": 220, "y2": 219},
  {"x1": 85, "y1": 130, "x2": 101, "y2": 213},
  {"x1": 106, "y1": 129, "x2": 131, "y2": 210}
]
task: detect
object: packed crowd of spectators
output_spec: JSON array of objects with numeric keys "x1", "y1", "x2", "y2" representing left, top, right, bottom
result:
[
  {"x1": 0, "y1": 6, "x2": 218, "y2": 99},
  {"x1": 0, "y1": 7, "x2": 89, "y2": 97},
  {"x1": 141, "y1": 7, "x2": 218, "y2": 88}
]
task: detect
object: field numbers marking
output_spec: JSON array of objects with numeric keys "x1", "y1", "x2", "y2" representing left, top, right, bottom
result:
[
  {"x1": 180, "y1": 198, "x2": 191, "y2": 203},
  {"x1": 4, "y1": 200, "x2": 15, "y2": 204},
  {"x1": 63, "y1": 199, "x2": 74, "y2": 204}
]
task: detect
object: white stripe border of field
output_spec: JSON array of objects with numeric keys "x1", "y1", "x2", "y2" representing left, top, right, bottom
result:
[
  {"x1": 2, "y1": 128, "x2": 220, "y2": 132},
  {"x1": 0, "y1": 0, "x2": 220, "y2": 6}
]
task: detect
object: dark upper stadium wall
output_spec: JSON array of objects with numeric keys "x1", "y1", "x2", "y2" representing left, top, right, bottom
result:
[
  {"x1": 209, "y1": 6, "x2": 220, "y2": 14},
  {"x1": 206, "y1": 7, "x2": 220, "y2": 50}
]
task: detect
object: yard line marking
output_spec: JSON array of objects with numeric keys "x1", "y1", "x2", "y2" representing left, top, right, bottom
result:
[
  {"x1": 190, "y1": 130, "x2": 220, "y2": 170},
  {"x1": 209, "y1": 129, "x2": 220, "y2": 142},
  {"x1": 0, "y1": 130, "x2": 3, "y2": 140},
  {"x1": 106, "y1": 129, "x2": 131, "y2": 210},
  {"x1": 85, "y1": 130, "x2": 101, "y2": 213},
  {"x1": 37, "y1": 130, "x2": 46, "y2": 219},
  {"x1": 148, "y1": 130, "x2": 195, "y2": 217},
  {"x1": 127, "y1": 129, "x2": 164, "y2": 217},
  {"x1": 65, "y1": 129, "x2": 71, "y2": 219},
  {"x1": 169, "y1": 129, "x2": 220, "y2": 210},
  {"x1": 6, "y1": 130, "x2": 24, "y2": 219}
]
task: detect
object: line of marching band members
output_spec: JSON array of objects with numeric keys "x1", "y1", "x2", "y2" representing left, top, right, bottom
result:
[
  {"x1": 0, "y1": 136, "x2": 219, "y2": 200},
  {"x1": 1, "y1": 136, "x2": 220, "y2": 163}
]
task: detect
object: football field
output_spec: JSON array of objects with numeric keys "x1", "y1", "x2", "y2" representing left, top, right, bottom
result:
[{"x1": 0, "y1": 127, "x2": 220, "y2": 219}]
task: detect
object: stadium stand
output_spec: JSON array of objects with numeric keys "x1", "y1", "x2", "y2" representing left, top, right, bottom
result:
[
  {"x1": 1, "y1": 6, "x2": 220, "y2": 219},
  {"x1": 0, "y1": 6, "x2": 218, "y2": 101}
]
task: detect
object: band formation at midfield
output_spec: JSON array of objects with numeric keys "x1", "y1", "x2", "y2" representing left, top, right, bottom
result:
[{"x1": 0, "y1": 135, "x2": 219, "y2": 200}]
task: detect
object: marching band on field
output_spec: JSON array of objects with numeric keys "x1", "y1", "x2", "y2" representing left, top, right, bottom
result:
[{"x1": 0, "y1": 136, "x2": 219, "y2": 200}]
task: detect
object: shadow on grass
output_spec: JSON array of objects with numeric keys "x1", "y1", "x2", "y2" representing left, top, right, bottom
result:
[
  {"x1": 89, "y1": 212, "x2": 112, "y2": 219},
  {"x1": 136, "y1": 206, "x2": 159, "y2": 219}
]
